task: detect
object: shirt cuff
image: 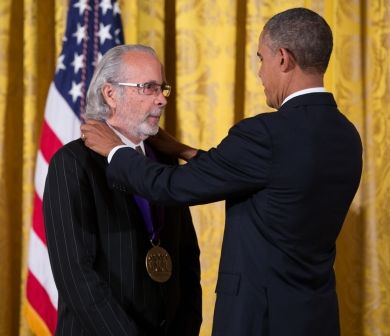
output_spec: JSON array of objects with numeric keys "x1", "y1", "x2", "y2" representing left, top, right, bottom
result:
[{"x1": 107, "y1": 145, "x2": 130, "y2": 163}]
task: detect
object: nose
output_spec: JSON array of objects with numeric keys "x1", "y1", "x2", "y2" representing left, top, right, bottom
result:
[{"x1": 154, "y1": 91, "x2": 167, "y2": 106}]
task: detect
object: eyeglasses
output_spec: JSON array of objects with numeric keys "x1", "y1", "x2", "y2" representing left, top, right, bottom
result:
[{"x1": 116, "y1": 82, "x2": 171, "y2": 97}]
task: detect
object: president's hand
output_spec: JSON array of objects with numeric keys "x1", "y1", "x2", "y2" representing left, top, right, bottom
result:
[{"x1": 80, "y1": 120, "x2": 123, "y2": 157}]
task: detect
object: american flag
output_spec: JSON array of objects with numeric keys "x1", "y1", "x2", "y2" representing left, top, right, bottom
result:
[{"x1": 25, "y1": 1, "x2": 124, "y2": 333}]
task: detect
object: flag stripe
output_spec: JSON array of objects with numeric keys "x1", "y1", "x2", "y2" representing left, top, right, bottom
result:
[
  {"x1": 45, "y1": 83, "x2": 81, "y2": 145},
  {"x1": 26, "y1": 1, "x2": 124, "y2": 333},
  {"x1": 40, "y1": 121, "x2": 63, "y2": 163},
  {"x1": 34, "y1": 151, "x2": 48, "y2": 200},
  {"x1": 28, "y1": 230, "x2": 58, "y2": 307},
  {"x1": 26, "y1": 271, "x2": 57, "y2": 334},
  {"x1": 25, "y1": 299, "x2": 52, "y2": 336},
  {"x1": 32, "y1": 193, "x2": 46, "y2": 244}
]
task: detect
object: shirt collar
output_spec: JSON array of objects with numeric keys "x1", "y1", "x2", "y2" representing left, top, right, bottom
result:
[
  {"x1": 106, "y1": 122, "x2": 145, "y2": 153},
  {"x1": 281, "y1": 87, "x2": 326, "y2": 106}
]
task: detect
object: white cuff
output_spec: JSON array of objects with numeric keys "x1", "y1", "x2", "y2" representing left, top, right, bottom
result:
[{"x1": 107, "y1": 145, "x2": 130, "y2": 163}]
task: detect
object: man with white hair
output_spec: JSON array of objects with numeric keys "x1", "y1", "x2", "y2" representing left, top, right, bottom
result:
[{"x1": 43, "y1": 44, "x2": 202, "y2": 336}]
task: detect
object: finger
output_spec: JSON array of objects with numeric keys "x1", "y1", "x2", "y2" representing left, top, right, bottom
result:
[
  {"x1": 85, "y1": 119, "x2": 103, "y2": 126},
  {"x1": 80, "y1": 123, "x2": 94, "y2": 132},
  {"x1": 80, "y1": 123, "x2": 98, "y2": 133}
]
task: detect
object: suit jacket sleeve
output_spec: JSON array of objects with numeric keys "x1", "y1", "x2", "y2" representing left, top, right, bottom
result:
[
  {"x1": 43, "y1": 148, "x2": 140, "y2": 335},
  {"x1": 171, "y1": 207, "x2": 202, "y2": 336},
  {"x1": 107, "y1": 117, "x2": 272, "y2": 206}
]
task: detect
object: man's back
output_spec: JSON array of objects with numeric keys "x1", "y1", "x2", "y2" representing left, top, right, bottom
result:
[
  {"x1": 213, "y1": 92, "x2": 362, "y2": 335},
  {"x1": 260, "y1": 92, "x2": 361, "y2": 265}
]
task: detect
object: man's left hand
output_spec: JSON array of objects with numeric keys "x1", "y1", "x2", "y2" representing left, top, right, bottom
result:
[{"x1": 80, "y1": 120, "x2": 123, "y2": 157}]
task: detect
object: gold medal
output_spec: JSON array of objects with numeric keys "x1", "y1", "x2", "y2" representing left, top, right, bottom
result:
[{"x1": 145, "y1": 244, "x2": 172, "y2": 283}]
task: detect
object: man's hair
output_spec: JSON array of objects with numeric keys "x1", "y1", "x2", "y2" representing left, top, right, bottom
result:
[
  {"x1": 85, "y1": 44, "x2": 157, "y2": 120},
  {"x1": 263, "y1": 7, "x2": 333, "y2": 74}
]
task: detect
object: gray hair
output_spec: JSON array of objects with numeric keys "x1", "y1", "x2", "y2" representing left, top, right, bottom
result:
[
  {"x1": 263, "y1": 8, "x2": 333, "y2": 74},
  {"x1": 85, "y1": 44, "x2": 157, "y2": 120}
]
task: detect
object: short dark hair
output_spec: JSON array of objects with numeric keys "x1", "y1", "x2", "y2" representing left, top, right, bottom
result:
[{"x1": 263, "y1": 7, "x2": 333, "y2": 74}]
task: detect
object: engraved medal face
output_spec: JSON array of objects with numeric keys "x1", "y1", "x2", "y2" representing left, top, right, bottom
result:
[{"x1": 145, "y1": 246, "x2": 172, "y2": 283}]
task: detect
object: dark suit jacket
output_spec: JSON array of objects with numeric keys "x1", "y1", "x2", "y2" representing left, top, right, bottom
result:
[
  {"x1": 106, "y1": 93, "x2": 362, "y2": 336},
  {"x1": 43, "y1": 139, "x2": 202, "y2": 336}
]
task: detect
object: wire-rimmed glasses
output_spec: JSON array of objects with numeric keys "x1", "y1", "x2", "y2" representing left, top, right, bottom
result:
[{"x1": 116, "y1": 82, "x2": 171, "y2": 97}]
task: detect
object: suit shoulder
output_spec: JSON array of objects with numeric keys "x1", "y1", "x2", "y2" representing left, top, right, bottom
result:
[
  {"x1": 216, "y1": 113, "x2": 275, "y2": 155},
  {"x1": 230, "y1": 112, "x2": 275, "y2": 137},
  {"x1": 50, "y1": 139, "x2": 90, "y2": 164}
]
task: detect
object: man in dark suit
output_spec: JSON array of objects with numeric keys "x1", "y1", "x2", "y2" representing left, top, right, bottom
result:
[
  {"x1": 43, "y1": 44, "x2": 202, "y2": 335},
  {"x1": 81, "y1": 8, "x2": 362, "y2": 336}
]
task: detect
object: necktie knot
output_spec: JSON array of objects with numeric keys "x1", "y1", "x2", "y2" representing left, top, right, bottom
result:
[{"x1": 135, "y1": 145, "x2": 144, "y2": 155}]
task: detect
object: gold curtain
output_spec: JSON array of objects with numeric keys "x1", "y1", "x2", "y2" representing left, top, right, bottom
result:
[{"x1": 0, "y1": 1, "x2": 388, "y2": 335}]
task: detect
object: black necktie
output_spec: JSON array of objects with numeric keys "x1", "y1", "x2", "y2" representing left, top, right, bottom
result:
[{"x1": 135, "y1": 145, "x2": 144, "y2": 155}]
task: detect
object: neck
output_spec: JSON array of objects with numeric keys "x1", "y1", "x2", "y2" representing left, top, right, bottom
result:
[
  {"x1": 120, "y1": 130, "x2": 144, "y2": 145},
  {"x1": 280, "y1": 70, "x2": 324, "y2": 106},
  {"x1": 106, "y1": 121, "x2": 144, "y2": 145}
]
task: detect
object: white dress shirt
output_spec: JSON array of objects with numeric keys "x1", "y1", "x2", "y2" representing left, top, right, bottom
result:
[
  {"x1": 281, "y1": 87, "x2": 326, "y2": 106},
  {"x1": 107, "y1": 124, "x2": 144, "y2": 163}
]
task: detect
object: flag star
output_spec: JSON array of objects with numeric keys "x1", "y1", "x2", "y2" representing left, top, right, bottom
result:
[
  {"x1": 69, "y1": 81, "x2": 83, "y2": 103},
  {"x1": 99, "y1": 0, "x2": 112, "y2": 15},
  {"x1": 55, "y1": 54, "x2": 66, "y2": 73},
  {"x1": 113, "y1": 1, "x2": 121, "y2": 15},
  {"x1": 114, "y1": 28, "x2": 122, "y2": 44},
  {"x1": 73, "y1": 0, "x2": 90, "y2": 15},
  {"x1": 71, "y1": 53, "x2": 84, "y2": 74},
  {"x1": 98, "y1": 23, "x2": 112, "y2": 44},
  {"x1": 73, "y1": 23, "x2": 86, "y2": 45}
]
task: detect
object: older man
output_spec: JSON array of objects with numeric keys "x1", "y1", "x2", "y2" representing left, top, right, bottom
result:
[{"x1": 43, "y1": 44, "x2": 202, "y2": 336}]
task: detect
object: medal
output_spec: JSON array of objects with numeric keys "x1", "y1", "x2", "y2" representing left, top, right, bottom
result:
[{"x1": 145, "y1": 242, "x2": 172, "y2": 283}]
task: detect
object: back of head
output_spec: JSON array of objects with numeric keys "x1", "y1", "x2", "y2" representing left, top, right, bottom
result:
[
  {"x1": 85, "y1": 44, "x2": 157, "y2": 120},
  {"x1": 263, "y1": 7, "x2": 333, "y2": 74}
]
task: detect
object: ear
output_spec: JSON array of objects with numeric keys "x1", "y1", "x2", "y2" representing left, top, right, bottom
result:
[
  {"x1": 101, "y1": 83, "x2": 117, "y2": 109},
  {"x1": 279, "y1": 48, "x2": 296, "y2": 72}
]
